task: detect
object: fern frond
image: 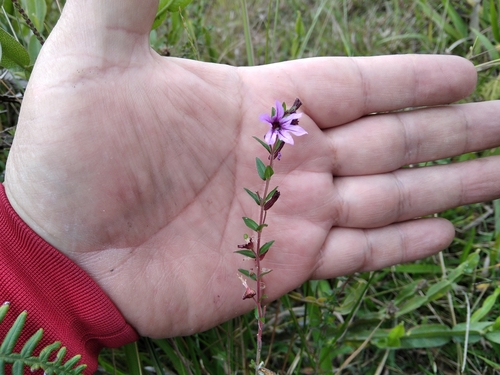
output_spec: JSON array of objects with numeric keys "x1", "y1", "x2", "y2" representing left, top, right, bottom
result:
[{"x1": 0, "y1": 302, "x2": 86, "y2": 375}]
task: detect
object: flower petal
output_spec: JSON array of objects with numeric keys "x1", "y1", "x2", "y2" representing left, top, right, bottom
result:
[
  {"x1": 278, "y1": 130, "x2": 295, "y2": 145},
  {"x1": 287, "y1": 125, "x2": 308, "y2": 136},
  {"x1": 259, "y1": 113, "x2": 272, "y2": 124},
  {"x1": 264, "y1": 129, "x2": 277, "y2": 145},
  {"x1": 274, "y1": 100, "x2": 284, "y2": 119}
]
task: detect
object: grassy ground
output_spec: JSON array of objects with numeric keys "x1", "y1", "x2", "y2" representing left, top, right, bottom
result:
[{"x1": 1, "y1": 0, "x2": 500, "y2": 374}]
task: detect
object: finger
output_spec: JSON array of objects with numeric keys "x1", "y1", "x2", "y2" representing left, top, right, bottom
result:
[
  {"x1": 247, "y1": 55, "x2": 476, "y2": 128},
  {"x1": 311, "y1": 218, "x2": 455, "y2": 279},
  {"x1": 329, "y1": 101, "x2": 500, "y2": 175},
  {"x1": 43, "y1": 0, "x2": 157, "y2": 65},
  {"x1": 333, "y1": 156, "x2": 500, "y2": 228}
]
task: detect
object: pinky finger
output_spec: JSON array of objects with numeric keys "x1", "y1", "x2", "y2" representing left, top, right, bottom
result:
[{"x1": 311, "y1": 218, "x2": 456, "y2": 280}]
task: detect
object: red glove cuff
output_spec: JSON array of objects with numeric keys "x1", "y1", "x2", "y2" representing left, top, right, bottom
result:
[{"x1": 0, "y1": 183, "x2": 138, "y2": 374}]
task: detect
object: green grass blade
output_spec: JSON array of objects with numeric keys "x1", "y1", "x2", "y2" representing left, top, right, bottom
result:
[
  {"x1": 122, "y1": 342, "x2": 143, "y2": 375},
  {"x1": 239, "y1": 0, "x2": 254, "y2": 66},
  {"x1": 491, "y1": 0, "x2": 500, "y2": 42}
]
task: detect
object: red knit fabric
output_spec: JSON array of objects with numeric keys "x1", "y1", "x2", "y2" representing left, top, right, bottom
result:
[{"x1": 0, "y1": 183, "x2": 138, "y2": 374}]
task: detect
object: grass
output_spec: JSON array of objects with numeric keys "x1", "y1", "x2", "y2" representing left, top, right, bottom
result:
[{"x1": 2, "y1": 0, "x2": 500, "y2": 374}]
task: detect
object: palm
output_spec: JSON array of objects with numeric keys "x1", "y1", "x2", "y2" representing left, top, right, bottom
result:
[{"x1": 5, "y1": 1, "x2": 500, "y2": 337}]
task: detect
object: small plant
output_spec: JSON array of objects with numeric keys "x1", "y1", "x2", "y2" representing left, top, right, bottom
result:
[
  {"x1": 235, "y1": 98, "x2": 307, "y2": 375},
  {"x1": 0, "y1": 302, "x2": 86, "y2": 375}
]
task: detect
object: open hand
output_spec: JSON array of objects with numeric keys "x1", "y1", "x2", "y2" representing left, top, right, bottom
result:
[{"x1": 5, "y1": 0, "x2": 500, "y2": 337}]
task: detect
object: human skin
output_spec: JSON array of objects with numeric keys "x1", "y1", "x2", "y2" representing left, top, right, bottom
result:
[{"x1": 5, "y1": 0, "x2": 500, "y2": 338}]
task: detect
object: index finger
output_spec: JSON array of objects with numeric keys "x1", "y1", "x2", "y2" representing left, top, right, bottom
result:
[{"x1": 255, "y1": 55, "x2": 477, "y2": 128}]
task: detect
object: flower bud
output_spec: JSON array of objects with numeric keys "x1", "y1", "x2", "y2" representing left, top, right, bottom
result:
[{"x1": 264, "y1": 190, "x2": 280, "y2": 211}]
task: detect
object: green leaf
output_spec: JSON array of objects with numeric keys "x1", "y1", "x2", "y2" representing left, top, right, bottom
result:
[
  {"x1": 152, "y1": 0, "x2": 170, "y2": 30},
  {"x1": 259, "y1": 240, "x2": 274, "y2": 256},
  {"x1": 25, "y1": 0, "x2": 47, "y2": 33},
  {"x1": 0, "y1": 302, "x2": 9, "y2": 324},
  {"x1": 491, "y1": 0, "x2": 500, "y2": 43},
  {"x1": 234, "y1": 249, "x2": 256, "y2": 259},
  {"x1": 260, "y1": 269, "x2": 272, "y2": 277},
  {"x1": 238, "y1": 268, "x2": 257, "y2": 281},
  {"x1": 471, "y1": 28, "x2": 500, "y2": 60},
  {"x1": 256, "y1": 157, "x2": 266, "y2": 180},
  {"x1": 396, "y1": 295, "x2": 427, "y2": 317},
  {"x1": 265, "y1": 186, "x2": 279, "y2": 202},
  {"x1": 375, "y1": 323, "x2": 405, "y2": 349},
  {"x1": 122, "y1": 342, "x2": 143, "y2": 375},
  {"x1": 0, "y1": 28, "x2": 30, "y2": 69},
  {"x1": 253, "y1": 136, "x2": 271, "y2": 154},
  {"x1": 471, "y1": 286, "x2": 500, "y2": 322},
  {"x1": 0, "y1": 310, "x2": 27, "y2": 354},
  {"x1": 255, "y1": 223, "x2": 268, "y2": 232},
  {"x1": 27, "y1": 34, "x2": 41, "y2": 64},
  {"x1": 486, "y1": 331, "x2": 500, "y2": 344},
  {"x1": 20, "y1": 329, "x2": 43, "y2": 357},
  {"x1": 39, "y1": 341, "x2": 61, "y2": 362},
  {"x1": 264, "y1": 165, "x2": 274, "y2": 180},
  {"x1": 400, "y1": 324, "x2": 451, "y2": 348},
  {"x1": 442, "y1": 0, "x2": 468, "y2": 39},
  {"x1": 244, "y1": 188, "x2": 261, "y2": 206},
  {"x1": 153, "y1": 0, "x2": 193, "y2": 29},
  {"x1": 242, "y1": 217, "x2": 259, "y2": 231},
  {"x1": 166, "y1": 0, "x2": 193, "y2": 11}
]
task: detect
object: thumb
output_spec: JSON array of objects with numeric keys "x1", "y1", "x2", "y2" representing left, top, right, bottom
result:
[{"x1": 37, "y1": 0, "x2": 158, "y2": 71}]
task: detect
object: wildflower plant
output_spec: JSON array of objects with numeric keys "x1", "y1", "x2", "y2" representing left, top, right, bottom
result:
[{"x1": 236, "y1": 99, "x2": 307, "y2": 374}]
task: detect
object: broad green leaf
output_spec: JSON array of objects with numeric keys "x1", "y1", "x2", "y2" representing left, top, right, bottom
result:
[
  {"x1": 0, "y1": 28, "x2": 30, "y2": 69},
  {"x1": 166, "y1": 0, "x2": 193, "y2": 11},
  {"x1": 153, "y1": 0, "x2": 193, "y2": 29},
  {"x1": 152, "y1": 0, "x2": 170, "y2": 30},
  {"x1": 396, "y1": 295, "x2": 427, "y2": 317},
  {"x1": 492, "y1": 315, "x2": 500, "y2": 330},
  {"x1": 259, "y1": 240, "x2": 274, "y2": 256},
  {"x1": 256, "y1": 157, "x2": 266, "y2": 180},
  {"x1": 400, "y1": 324, "x2": 451, "y2": 348},
  {"x1": 337, "y1": 279, "x2": 368, "y2": 315},
  {"x1": 393, "y1": 280, "x2": 426, "y2": 305},
  {"x1": 242, "y1": 216, "x2": 259, "y2": 231},
  {"x1": 452, "y1": 322, "x2": 493, "y2": 344},
  {"x1": 386, "y1": 323, "x2": 405, "y2": 347},
  {"x1": 234, "y1": 249, "x2": 256, "y2": 259},
  {"x1": 264, "y1": 165, "x2": 274, "y2": 180},
  {"x1": 471, "y1": 287, "x2": 500, "y2": 322},
  {"x1": 27, "y1": 33, "x2": 41, "y2": 64},
  {"x1": 24, "y1": 0, "x2": 46, "y2": 32},
  {"x1": 426, "y1": 278, "x2": 452, "y2": 301},
  {"x1": 486, "y1": 331, "x2": 500, "y2": 344},
  {"x1": 244, "y1": 188, "x2": 261, "y2": 206}
]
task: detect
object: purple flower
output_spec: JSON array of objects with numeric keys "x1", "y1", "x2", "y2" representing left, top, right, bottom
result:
[{"x1": 259, "y1": 100, "x2": 307, "y2": 145}]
